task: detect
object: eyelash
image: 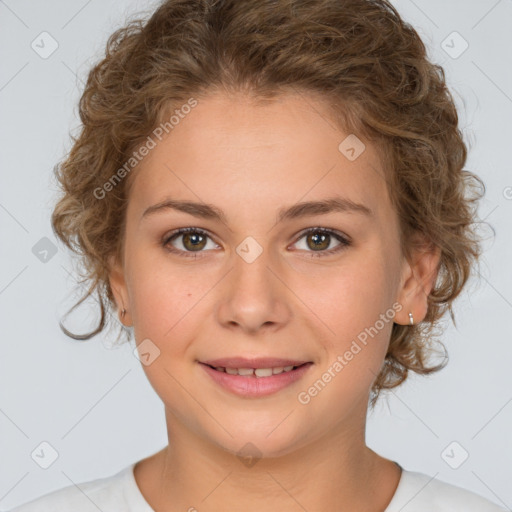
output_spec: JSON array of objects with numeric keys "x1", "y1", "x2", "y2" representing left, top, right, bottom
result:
[{"x1": 162, "y1": 227, "x2": 351, "y2": 259}]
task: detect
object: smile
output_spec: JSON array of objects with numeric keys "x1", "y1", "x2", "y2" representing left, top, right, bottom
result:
[
  {"x1": 199, "y1": 362, "x2": 313, "y2": 397},
  {"x1": 207, "y1": 364, "x2": 302, "y2": 377}
]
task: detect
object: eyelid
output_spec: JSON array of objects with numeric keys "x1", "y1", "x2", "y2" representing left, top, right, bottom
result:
[
  {"x1": 162, "y1": 226, "x2": 220, "y2": 248},
  {"x1": 289, "y1": 227, "x2": 351, "y2": 257},
  {"x1": 163, "y1": 226, "x2": 351, "y2": 258},
  {"x1": 291, "y1": 226, "x2": 351, "y2": 245}
]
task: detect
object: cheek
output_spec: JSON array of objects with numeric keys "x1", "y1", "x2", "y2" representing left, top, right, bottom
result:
[
  {"x1": 125, "y1": 255, "x2": 208, "y2": 407},
  {"x1": 293, "y1": 251, "x2": 396, "y2": 363},
  {"x1": 129, "y1": 272, "x2": 176, "y2": 339},
  {"x1": 125, "y1": 248, "x2": 199, "y2": 342},
  {"x1": 295, "y1": 265, "x2": 396, "y2": 411}
]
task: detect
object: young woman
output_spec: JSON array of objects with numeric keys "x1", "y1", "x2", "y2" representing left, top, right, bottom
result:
[{"x1": 10, "y1": 0, "x2": 506, "y2": 510}]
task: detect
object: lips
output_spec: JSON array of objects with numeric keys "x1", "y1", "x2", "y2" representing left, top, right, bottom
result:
[
  {"x1": 199, "y1": 360, "x2": 314, "y2": 397},
  {"x1": 201, "y1": 357, "x2": 310, "y2": 369}
]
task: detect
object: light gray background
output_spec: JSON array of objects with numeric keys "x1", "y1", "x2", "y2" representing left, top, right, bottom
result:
[{"x1": 1, "y1": 0, "x2": 511, "y2": 509}]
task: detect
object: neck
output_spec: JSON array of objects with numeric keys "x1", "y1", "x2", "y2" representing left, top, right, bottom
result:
[{"x1": 134, "y1": 407, "x2": 401, "y2": 512}]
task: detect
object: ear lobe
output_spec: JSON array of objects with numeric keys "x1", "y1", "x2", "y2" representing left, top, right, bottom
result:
[
  {"x1": 107, "y1": 253, "x2": 129, "y2": 317},
  {"x1": 396, "y1": 237, "x2": 441, "y2": 325}
]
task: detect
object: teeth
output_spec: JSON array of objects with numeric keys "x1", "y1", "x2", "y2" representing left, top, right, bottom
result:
[
  {"x1": 254, "y1": 368, "x2": 273, "y2": 377},
  {"x1": 213, "y1": 365, "x2": 299, "y2": 377}
]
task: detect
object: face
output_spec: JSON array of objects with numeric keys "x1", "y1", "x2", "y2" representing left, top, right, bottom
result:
[{"x1": 109, "y1": 91, "x2": 437, "y2": 458}]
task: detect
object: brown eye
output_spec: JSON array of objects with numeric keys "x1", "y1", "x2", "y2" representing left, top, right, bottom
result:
[
  {"x1": 292, "y1": 228, "x2": 351, "y2": 257},
  {"x1": 163, "y1": 228, "x2": 218, "y2": 257},
  {"x1": 181, "y1": 231, "x2": 207, "y2": 251},
  {"x1": 305, "y1": 231, "x2": 331, "y2": 251}
]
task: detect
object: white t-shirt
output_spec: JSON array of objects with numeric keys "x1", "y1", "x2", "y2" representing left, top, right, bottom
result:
[{"x1": 8, "y1": 461, "x2": 507, "y2": 511}]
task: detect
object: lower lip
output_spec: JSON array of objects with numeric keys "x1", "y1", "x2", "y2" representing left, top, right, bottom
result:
[{"x1": 199, "y1": 362, "x2": 313, "y2": 398}]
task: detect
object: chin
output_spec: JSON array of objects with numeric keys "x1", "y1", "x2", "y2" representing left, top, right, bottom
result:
[{"x1": 205, "y1": 419, "x2": 312, "y2": 462}]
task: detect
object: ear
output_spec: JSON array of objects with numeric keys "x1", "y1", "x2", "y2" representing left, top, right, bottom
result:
[
  {"x1": 395, "y1": 234, "x2": 441, "y2": 325},
  {"x1": 108, "y1": 253, "x2": 132, "y2": 326}
]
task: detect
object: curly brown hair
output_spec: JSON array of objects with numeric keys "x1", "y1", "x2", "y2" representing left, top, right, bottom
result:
[{"x1": 51, "y1": 0, "x2": 486, "y2": 408}]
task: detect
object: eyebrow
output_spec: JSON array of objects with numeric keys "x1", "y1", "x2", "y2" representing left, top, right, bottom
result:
[{"x1": 140, "y1": 196, "x2": 373, "y2": 224}]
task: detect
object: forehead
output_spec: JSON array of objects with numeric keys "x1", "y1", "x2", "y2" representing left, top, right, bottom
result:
[{"x1": 127, "y1": 91, "x2": 391, "y2": 223}]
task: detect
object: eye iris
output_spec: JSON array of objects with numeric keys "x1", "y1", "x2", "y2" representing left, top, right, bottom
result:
[
  {"x1": 183, "y1": 232, "x2": 206, "y2": 251},
  {"x1": 307, "y1": 232, "x2": 330, "y2": 251}
]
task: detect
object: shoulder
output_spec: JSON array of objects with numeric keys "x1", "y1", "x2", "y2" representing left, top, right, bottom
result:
[
  {"x1": 386, "y1": 469, "x2": 508, "y2": 512},
  {"x1": 7, "y1": 465, "x2": 135, "y2": 512}
]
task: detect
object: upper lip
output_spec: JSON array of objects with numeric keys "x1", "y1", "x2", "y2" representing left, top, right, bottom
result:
[{"x1": 200, "y1": 357, "x2": 311, "y2": 369}]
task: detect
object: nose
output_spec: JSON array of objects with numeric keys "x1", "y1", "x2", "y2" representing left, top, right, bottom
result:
[{"x1": 215, "y1": 246, "x2": 292, "y2": 335}]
